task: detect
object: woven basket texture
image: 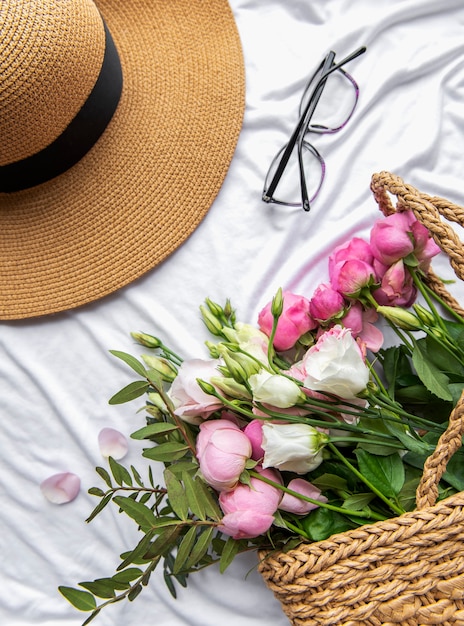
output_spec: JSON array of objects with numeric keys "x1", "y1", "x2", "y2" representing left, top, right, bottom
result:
[{"x1": 259, "y1": 172, "x2": 464, "y2": 626}]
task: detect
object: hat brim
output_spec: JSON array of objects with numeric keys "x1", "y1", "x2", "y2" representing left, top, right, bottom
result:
[{"x1": 0, "y1": 0, "x2": 245, "y2": 320}]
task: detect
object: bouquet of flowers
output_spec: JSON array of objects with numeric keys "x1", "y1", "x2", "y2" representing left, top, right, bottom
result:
[{"x1": 60, "y1": 203, "x2": 464, "y2": 624}]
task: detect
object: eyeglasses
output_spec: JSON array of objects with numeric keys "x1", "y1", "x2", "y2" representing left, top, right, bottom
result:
[{"x1": 262, "y1": 46, "x2": 366, "y2": 212}]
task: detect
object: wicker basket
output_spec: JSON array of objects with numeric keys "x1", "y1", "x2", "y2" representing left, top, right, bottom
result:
[{"x1": 258, "y1": 172, "x2": 464, "y2": 626}]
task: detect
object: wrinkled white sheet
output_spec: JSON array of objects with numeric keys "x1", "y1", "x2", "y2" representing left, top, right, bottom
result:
[{"x1": 2, "y1": 1, "x2": 464, "y2": 624}]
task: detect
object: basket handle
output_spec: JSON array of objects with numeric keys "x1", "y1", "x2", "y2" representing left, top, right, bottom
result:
[
  {"x1": 370, "y1": 172, "x2": 464, "y2": 508},
  {"x1": 415, "y1": 389, "x2": 464, "y2": 508},
  {"x1": 370, "y1": 171, "x2": 464, "y2": 317}
]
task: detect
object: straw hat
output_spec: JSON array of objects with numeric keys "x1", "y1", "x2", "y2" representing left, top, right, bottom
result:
[{"x1": 0, "y1": 0, "x2": 245, "y2": 320}]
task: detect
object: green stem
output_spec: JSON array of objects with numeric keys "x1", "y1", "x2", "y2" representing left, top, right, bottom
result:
[
  {"x1": 327, "y1": 443, "x2": 405, "y2": 516},
  {"x1": 411, "y1": 270, "x2": 447, "y2": 331},
  {"x1": 422, "y1": 279, "x2": 464, "y2": 323},
  {"x1": 250, "y1": 471, "x2": 387, "y2": 521}
]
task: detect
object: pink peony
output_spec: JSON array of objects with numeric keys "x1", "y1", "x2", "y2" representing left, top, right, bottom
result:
[
  {"x1": 258, "y1": 291, "x2": 317, "y2": 351},
  {"x1": 279, "y1": 478, "x2": 328, "y2": 515},
  {"x1": 243, "y1": 419, "x2": 265, "y2": 461},
  {"x1": 196, "y1": 419, "x2": 252, "y2": 492},
  {"x1": 218, "y1": 468, "x2": 282, "y2": 539}
]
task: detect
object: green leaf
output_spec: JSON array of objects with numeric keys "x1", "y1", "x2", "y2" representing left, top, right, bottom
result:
[
  {"x1": 184, "y1": 526, "x2": 214, "y2": 570},
  {"x1": 78, "y1": 580, "x2": 117, "y2": 599},
  {"x1": 412, "y1": 341, "x2": 453, "y2": 401},
  {"x1": 128, "y1": 584, "x2": 142, "y2": 602},
  {"x1": 109, "y1": 350, "x2": 148, "y2": 377},
  {"x1": 219, "y1": 537, "x2": 240, "y2": 573},
  {"x1": 111, "y1": 568, "x2": 143, "y2": 583},
  {"x1": 131, "y1": 423, "x2": 179, "y2": 440},
  {"x1": 311, "y1": 473, "x2": 348, "y2": 492},
  {"x1": 424, "y1": 335, "x2": 464, "y2": 377},
  {"x1": 342, "y1": 493, "x2": 375, "y2": 511},
  {"x1": 354, "y1": 449, "x2": 405, "y2": 498},
  {"x1": 108, "y1": 457, "x2": 133, "y2": 486},
  {"x1": 95, "y1": 466, "x2": 112, "y2": 488},
  {"x1": 384, "y1": 420, "x2": 432, "y2": 455},
  {"x1": 301, "y1": 507, "x2": 356, "y2": 541},
  {"x1": 118, "y1": 533, "x2": 156, "y2": 570},
  {"x1": 142, "y1": 441, "x2": 189, "y2": 462},
  {"x1": 193, "y1": 480, "x2": 222, "y2": 521},
  {"x1": 109, "y1": 381, "x2": 150, "y2": 405},
  {"x1": 113, "y1": 496, "x2": 158, "y2": 532},
  {"x1": 183, "y1": 472, "x2": 206, "y2": 520},
  {"x1": 164, "y1": 469, "x2": 188, "y2": 520},
  {"x1": 58, "y1": 586, "x2": 97, "y2": 612},
  {"x1": 173, "y1": 526, "x2": 197, "y2": 574},
  {"x1": 88, "y1": 487, "x2": 105, "y2": 497},
  {"x1": 86, "y1": 492, "x2": 113, "y2": 523}
]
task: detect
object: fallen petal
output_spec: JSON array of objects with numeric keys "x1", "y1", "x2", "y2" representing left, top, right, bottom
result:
[
  {"x1": 40, "y1": 472, "x2": 81, "y2": 504},
  {"x1": 98, "y1": 427, "x2": 128, "y2": 459}
]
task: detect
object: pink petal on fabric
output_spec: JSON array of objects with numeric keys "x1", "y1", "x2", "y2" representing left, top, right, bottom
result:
[
  {"x1": 40, "y1": 472, "x2": 81, "y2": 504},
  {"x1": 98, "y1": 427, "x2": 129, "y2": 459}
]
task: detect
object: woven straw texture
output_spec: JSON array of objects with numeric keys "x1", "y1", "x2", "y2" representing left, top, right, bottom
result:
[
  {"x1": 259, "y1": 172, "x2": 464, "y2": 626},
  {"x1": 0, "y1": 0, "x2": 245, "y2": 319}
]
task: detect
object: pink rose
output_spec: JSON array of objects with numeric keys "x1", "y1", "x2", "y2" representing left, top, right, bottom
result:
[
  {"x1": 410, "y1": 220, "x2": 441, "y2": 271},
  {"x1": 328, "y1": 237, "x2": 374, "y2": 275},
  {"x1": 168, "y1": 359, "x2": 223, "y2": 423},
  {"x1": 309, "y1": 283, "x2": 346, "y2": 323},
  {"x1": 279, "y1": 478, "x2": 328, "y2": 515},
  {"x1": 218, "y1": 468, "x2": 282, "y2": 539},
  {"x1": 372, "y1": 259, "x2": 417, "y2": 308},
  {"x1": 370, "y1": 211, "x2": 439, "y2": 270},
  {"x1": 330, "y1": 259, "x2": 376, "y2": 297},
  {"x1": 341, "y1": 302, "x2": 384, "y2": 353},
  {"x1": 196, "y1": 419, "x2": 252, "y2": 492},
  {"x1": 258, "y1": 291, "x2": 317, "y2": 351},
  {"x1": 370, "y1": 212, "x2": 415, "y2": 265}
]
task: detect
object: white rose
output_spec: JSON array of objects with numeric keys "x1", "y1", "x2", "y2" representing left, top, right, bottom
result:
[
  {"x1": 302, "y1": 325, "x2": 369, "y2": 399},
  {"x1": 261, "y1": 422, "x2": 327, "y2": 474},
  {"x1": 249, "y1": 371, "x2": 304, "y2": 408}
]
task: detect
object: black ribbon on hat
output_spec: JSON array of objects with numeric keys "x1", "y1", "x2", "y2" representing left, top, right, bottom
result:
[{"x1": 0, "y1": 22, "x2": 123, "y2": 193}]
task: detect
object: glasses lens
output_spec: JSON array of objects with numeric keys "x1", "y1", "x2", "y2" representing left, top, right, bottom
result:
[
  {"x1": 264, "y1": 140, "x2": 324, "y2": 207},
  {"x1": 300, "y1": 68, "x2": 358, "y2": 134}
]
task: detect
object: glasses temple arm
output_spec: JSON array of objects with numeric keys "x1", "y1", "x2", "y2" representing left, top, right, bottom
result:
[
  {"x1": 264, "y1": 51, "x2": 336, "y2": 201},
  {"x1": 263, "y1": 45, "x2": 366, "y2": 203}
]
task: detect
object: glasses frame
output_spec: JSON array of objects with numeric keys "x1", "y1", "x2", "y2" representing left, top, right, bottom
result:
[{"x1": 262, "y1": 46, "x2": 366, "y2": 212}]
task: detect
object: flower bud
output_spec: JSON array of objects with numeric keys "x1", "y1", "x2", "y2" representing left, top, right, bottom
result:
[
  {"x1": 142, "y1": 354, "x2": 177, "y2": 381},
  {"x1": 271, "y1": 288, "x2": 284, "y2": 318},
  {"x1": 210, "y1": 376, "x2": 251, "y2": 399},
  {"x1": 249, "y1": 371, "x2": 305, "y2": 408},
  {"x1": 262, "y1": 422, "x2": 328, "y2": 474},
  {"x1": 205, "y1": 341, "x2": 221, "y2": 359},
  {"x1": 204, "y1": 297, "x2": 224, "y2": 318},
  {"x1": 413, "y1": 303, "x2": 435, "y2": 326},
  {"x1": 200, "y1": 305, "x2": 224, "y2": 336},
  {"x1": 376, "y1": 306, "x2": 422, "y2": 330},
  {"x1": 130, "y1": 331, "x2": 162, "y2": 348}
]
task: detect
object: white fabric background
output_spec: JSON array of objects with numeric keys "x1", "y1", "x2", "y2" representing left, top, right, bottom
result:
[{"x1": 2, "y1": 1, "x2": 464, "y2": 624}]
